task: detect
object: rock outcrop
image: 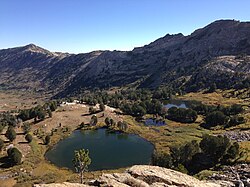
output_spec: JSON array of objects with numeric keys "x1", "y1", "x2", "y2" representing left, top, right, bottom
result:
[
  {"x1": 35, "y1": 183, "x2": 89, "y2": 187},
  {"x1": 34, "y1": 165, "x2": 234, "y2": 187},
  {"x1": 224, "y1": 130, "x2": 250, "y2": 142},
  {"x1": 207, "y1": 163, "x2": 250, "y2": 187}
]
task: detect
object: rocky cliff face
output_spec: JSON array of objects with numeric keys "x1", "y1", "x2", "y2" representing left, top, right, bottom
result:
[
  {"x1": 0, "y1": 20, "x2": 250, "y2": 97},
  {"x1": 34, "y1": 165, "x2": 234, "y2": 187}
]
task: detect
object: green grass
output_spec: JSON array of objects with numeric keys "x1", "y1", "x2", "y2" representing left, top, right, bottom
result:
[
  {"x1": 195, "y1": 170, "x2": 218, "y2": 180},
  {"x1": 238, "y1": 141, "x2": 250, "y2": 163},
  {"x1": 124, "y1": 115, "x2": 211, "y2": 153}
]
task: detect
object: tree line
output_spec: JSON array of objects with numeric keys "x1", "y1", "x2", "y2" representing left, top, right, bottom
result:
[
  {"x1": 189, "y1": 101, "x2": 245, "y2": 128},
  {"x1": 17, "y1": 101, "x2": 57, "y2": 122},
  {"x1": 152, "y1": 134, "x2": 241, "y2": 174},
  {"x1": 70, "y1": 88, "x2": 246, "y2": 128}
]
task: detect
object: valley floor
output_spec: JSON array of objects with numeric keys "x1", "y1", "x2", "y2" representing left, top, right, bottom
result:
[{"x1": 0, "y1": 89, "x2": 249, "y2": 186}]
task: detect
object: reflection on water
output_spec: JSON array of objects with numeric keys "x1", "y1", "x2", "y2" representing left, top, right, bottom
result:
[
  {"x1": 164, "y1": 103, "x2": 187, "y2": 109},
  {"x1": 163, "y1": 100, "x2": 188, "y2": 109},
  {"x1": 46, "y1": 129, "x2": 153, "y2": 171}
]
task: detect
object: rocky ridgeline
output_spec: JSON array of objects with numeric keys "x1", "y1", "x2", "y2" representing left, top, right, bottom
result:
[
  {"x1": 34, "y1": 165, "x2": 236, "y2": 187},
  {"x1": 0, "y1": 20, "x2": 250, "y2": 97}
]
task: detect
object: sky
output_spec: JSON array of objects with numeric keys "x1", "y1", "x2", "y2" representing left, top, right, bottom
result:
[{"x1": 0, "y1": 0, "x2": 249, "y2": 53}]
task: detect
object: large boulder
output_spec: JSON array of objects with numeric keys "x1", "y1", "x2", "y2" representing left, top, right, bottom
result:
[
  {"x1": 35, "y1": 165, "x2": 231, "y2": 187},
  {"x1": 92, "y1": 165, "x2": 221, "y2": 187}
]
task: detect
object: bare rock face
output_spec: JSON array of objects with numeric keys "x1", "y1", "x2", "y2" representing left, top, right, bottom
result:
[
  {"x1": 95, "y1": 165, "x2": 222, "y2": 187},
  {"x1": 224, "y1": 130, "x2": 250, "y2": 142},
  {"x1": 34, "y1": 165, "x2": 231, "y2": 187},
  {"x1": 34, "y1": 182, "x2": 89, "y2": 187},
  {"x1": 126, "y1": 165, "x2": 217, "y2": 186}
]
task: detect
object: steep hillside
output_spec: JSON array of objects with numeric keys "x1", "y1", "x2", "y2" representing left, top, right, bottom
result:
[{"x1": 0, "y1": 20, "x2": 249, "y2": 97}]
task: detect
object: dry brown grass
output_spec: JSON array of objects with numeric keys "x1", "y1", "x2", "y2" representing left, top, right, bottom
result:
[
  {"x1": 0, "y1": 91, "x2": 46, "y2": 112},
  {"x1": 0, "y1": 178, "x2": 16, "y2": 187},
  {"x1": 179, "y1": 90, "x2": 244, "y2": 106}
]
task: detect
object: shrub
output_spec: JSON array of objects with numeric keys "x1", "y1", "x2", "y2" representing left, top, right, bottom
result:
[
  {"x1": 0, "y1": 123, "x2": 4, "y2": 133},
  {"x1": 204, "y1": 111, "x2": 228, "y2": 128},
  {"x1": 89, "y1": 107, "x2": 96, "y2": 114},
  {"x1": 105, "y1": 117, "x2": 111, "y2": 127},
  {"x1": 0, "y1": 138, "x2": 4, "y2": 151},
  {"x1": 8, "y1": 147, "x2": 22, "y2": 165},
  {"x1": 44, "y1": 135, "x2": 51, "y2": 145},
  {"x1": 167, "y1": 107, "x2": 198, "y2": 123},
  {"x1": 90, "y1": 115, "x2": 98, "y2": 126},
  {"x1": 5, "y1": 126, "x2": 16, "y2": 142},
  {"x1": 25, "y1": 134, "x2": 33, "y2": 143},
  {"x1": 79, "y1": 122, "x2": 85, "y2": 129},
  {"x1": 207, "y1": 83, "x2": 216, "y2": 93},
  {"x1": 176, "y1": 164, "x2": 188, "y2": 174},
  {"x1": 99, "y1": 103, "x2": 105, "y2": 111},
  {"x1": 48, "y1": 110, "x2": 52, "y2": 118},
  {"x1": 229, "y1": 104, "x2": 244, "y2": 115},
  {"x1": 22, "y1": 122, "x2": 31, "y2": 134},
  {"x1": 226, "y1": 115, "x2": 245, "y2": 127},
  {"x1": 117, "y1": 121, "x2": 128, "y2": 131},
  {"x1": 151, "y1": 152, "x2": 173, "y2": 168}
]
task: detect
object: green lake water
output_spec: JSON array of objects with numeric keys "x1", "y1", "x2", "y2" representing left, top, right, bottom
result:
[{"x1": 45, "y1": 128, "x2": 154, "y2": 171}]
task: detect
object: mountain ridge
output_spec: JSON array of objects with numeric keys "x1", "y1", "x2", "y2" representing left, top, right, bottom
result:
[{"x1": 0, "y1": 19, "x2": 249, "y2": 97}]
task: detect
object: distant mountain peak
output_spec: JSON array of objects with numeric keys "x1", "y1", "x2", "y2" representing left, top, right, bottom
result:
[
  {"x1": 25, "y1": 43, "x2": 38, "y2": 48},
  {"x1": 206, "y1": 19, "x2": 241, "y2": 28},
  {"x1": 22, "y1": 43, "x2": 50, "y2": 54}
]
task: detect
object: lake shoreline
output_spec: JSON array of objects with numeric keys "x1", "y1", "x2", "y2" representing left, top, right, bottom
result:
[{"x1": 45, "y1": 126, "x2": 154, "y2": 171}]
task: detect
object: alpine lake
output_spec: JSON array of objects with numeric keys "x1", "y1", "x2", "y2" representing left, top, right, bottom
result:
[
  {"x1": 46, "y1": 100, "x2": 188, "y2": 171},
  {"x1": 46, "y1": 128, "x2": 154, "y2": 171}
]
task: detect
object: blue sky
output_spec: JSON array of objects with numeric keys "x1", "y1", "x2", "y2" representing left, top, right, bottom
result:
[{"x1": 0, "y1": 0, "x2": 249, "y2": 53}]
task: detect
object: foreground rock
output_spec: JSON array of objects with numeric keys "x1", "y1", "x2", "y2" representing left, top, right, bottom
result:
[
  {"x1": 35, "y1": 165, "x2": 233, "y2": 187},
  {"x1": 35, "y1": 183, "x2": 89, "y2": 187}
]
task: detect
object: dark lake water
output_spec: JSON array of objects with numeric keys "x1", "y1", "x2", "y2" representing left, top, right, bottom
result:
[
  {"x1": 45, "y1": 129, "x2": 154, "y2": 171},
  {"x1": 145, "y1": 119, "x2": 166, "y2": 126}
]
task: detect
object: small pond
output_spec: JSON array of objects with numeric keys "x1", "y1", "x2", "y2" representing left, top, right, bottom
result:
[
  {"x1": 163, "y1": 100, "x2": 188, "y2": 109},
  {"x1": 143, "y1": 100, "x2": 188, "y2": 127},
  {"x1": 145, "y1": 119, "x2": 166, "y2": 126},
  {"x1": 45, "y1": 129, "x2": 154, "y2": 171}
]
